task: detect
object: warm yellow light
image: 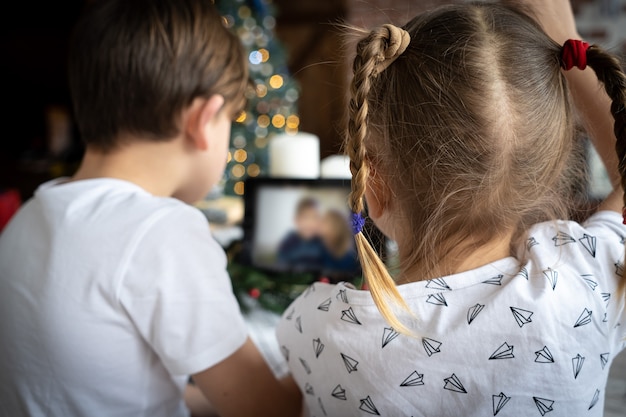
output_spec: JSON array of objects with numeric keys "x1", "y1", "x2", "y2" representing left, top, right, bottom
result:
[
  {"x1": 272, "y1": 114, "x2": 286, "y2": 128},
  {"x1": 231, "y1": 164, "x2": 246, "y2": 178},
  {"x1": 233, "y1": 149, "x2": 247, "y2": 163},
  {"x1": 259, "y1": 48, "x2": 270, "y2": 62},
  {"x1": 257, "y1": 114, "x2": 270, "y2": 128},
  {"x1": 269, "y1": 75, "x2": 284, "y2": 89},
  {"x1": 286, "y1": 114, "x2": 300, "y2": 129},
  {"x1": 226, "y1": 151, "x2": 232, "y2": 163},
  {"x1": 256, "y1": 84, "x2": 268, "y2": 98},
  {"x1": 286, "y1": 126, "x2": 299, "y2": 135},
  {"x1": 247, "y1": 164, "x2": 261, "y2": 177},
  {"x1": 234, "y1": 181, "x2": 245, "y2": 195},
  {"x1": 235, "y1": 111, "x2": 247, "y2": 123}
]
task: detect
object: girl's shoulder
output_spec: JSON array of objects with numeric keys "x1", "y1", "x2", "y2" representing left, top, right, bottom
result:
[{"x1": 520, "y1": 210, "x2": 625, "y2": 264}]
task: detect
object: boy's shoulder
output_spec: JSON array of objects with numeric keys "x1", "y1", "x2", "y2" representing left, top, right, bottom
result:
[
  {"x1": 8, "y1": 178, "x2": 210, "y2": 255},
  {"x1": 36, "y1": 177, "x2": 200, "y2": 223}
]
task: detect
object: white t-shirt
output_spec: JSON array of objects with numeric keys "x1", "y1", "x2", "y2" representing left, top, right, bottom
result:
[
  {"x1": 276, "y1": 211, "x2": 626, "y2": 417},
  {"x1": 0, "y1": 178, "x2": 248, "y2": 417}
]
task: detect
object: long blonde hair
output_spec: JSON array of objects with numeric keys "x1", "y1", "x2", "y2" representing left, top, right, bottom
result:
[{"x1": 345, "y1": 2, "x2": 626, "y2": 332}]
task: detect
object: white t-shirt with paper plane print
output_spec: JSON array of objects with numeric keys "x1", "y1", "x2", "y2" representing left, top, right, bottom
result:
[{"x1": 276, "y1": 211, "x2": 626, "y2": 417}]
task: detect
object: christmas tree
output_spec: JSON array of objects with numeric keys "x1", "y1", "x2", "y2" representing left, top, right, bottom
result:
[{"x1": 216, "y1": 0, "x2": 300, "y2": 196}]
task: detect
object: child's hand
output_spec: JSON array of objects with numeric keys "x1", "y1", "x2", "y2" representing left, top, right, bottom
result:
[{"x1": 506, "y1": 0, "x2": 580, "y2": 43}]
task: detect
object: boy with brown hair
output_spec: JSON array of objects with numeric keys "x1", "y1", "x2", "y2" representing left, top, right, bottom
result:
[{"x1": 0, "y1": 1, "x2": 301, "y2": 416}]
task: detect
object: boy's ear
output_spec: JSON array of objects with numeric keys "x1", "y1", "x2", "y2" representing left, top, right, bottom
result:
[{"x1": 185, "y1": 95, "x2": 225, "y2": 151}]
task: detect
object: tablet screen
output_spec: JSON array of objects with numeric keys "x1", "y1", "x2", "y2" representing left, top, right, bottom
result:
[{"x1": 241, "y1": 178, "x2": 362, "y2": 278}]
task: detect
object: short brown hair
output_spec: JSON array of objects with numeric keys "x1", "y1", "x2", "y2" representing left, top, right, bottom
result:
[
  {"x1": 295, "y1": 197, "x2": 319, "y2": 217},
  {"x1": 68, "y1": 0, "x2": 248, "y2": 151}
]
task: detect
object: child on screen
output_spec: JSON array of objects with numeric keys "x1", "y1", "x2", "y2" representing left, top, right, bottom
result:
[
  {"x1": 278, "y1": 197, "x2": 325, "y2": 271},
  {"x1": 277, "y1": 0, "x2": 626, "y2": 415}
]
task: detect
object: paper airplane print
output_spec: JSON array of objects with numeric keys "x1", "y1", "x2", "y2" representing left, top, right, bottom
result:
[
  {"x1": 552, "y1": 231, "x2": 575, "y2": 246},
  {"x1": 574, "y1": 308, "x2": 592, "y2": 328},
  {"x1": 600, "y1": 352, "x2": 609, "y2": 369},
  {"x1": 305, "y1": 383, "x2": 314, "y2": 395},
  {"x1": 492, "y1": 392, "x2": 510, "y2": 416},
  {"x1": 295, "y1": 316, "x2": 303, "y2": 333},
  {"x1": 527, "y1": 237, "x2": 539, "y2": 250},
  {"x1": 483, "y1": 275, "x2": 504, "y2": 286},
  {"x1": 400, "y1": 371, "x2": 424, "y2": 387},
  {"x1": 317, "y1": 298, "x2": 331, "y2": 312},
  {"x1": 336, "y1": 289, "x2": 348, "y2": 303},
  {"x1": 300, "y1": 357, "x2": 311, "y2": 374},
  {"x1": 382, "y1": 327, "x2": 400, "y2": 348},
  {"x1": 581, "y1": 274, "x2": 598, "y2": 291},
  {"x1": 281, "y1": 345, "x2": 290, "y2": 361},
  {"x1": 534, "y1": 346, "x2": 554, "y2": 364},
  {"x1": 341, "y1": 307, "x2": 362, "y2": 325},
  {"x1": 543, "y1": 268, "x2": 558, "y2": 290},
  {"x1": 489, "y1": 342, "x2": 514, "y2": 360},
  {"x1": 510, "y1": 307, "x2": 533, "y2": 328},
  {"x1": 426, "y1": 293, "x2": 448, "y2": 307},
  {"x1": 467, "y1": 303, "x2": 485, "y2": 325},
  {"x1": 601, "y1": 292, "x2": 611, "y2": 308},
  {"x1": 572, "y1": 354, "x2": 585, "y2": 379},
  {"x1": 318, "y1": 397, "x2": 327, "y2": 416},
  {"x1": 359, "y1": 396, "x2": 380, "y2": 415},
  {"x1": 422, "y1": 337, "x2": 442, "y2": 357},
  {"x1": 313, "y1": 338, "x2": 324, "y2": 358},
  {"x1": 285, "y1": 309, "x2": 294, "y2": 320},
  {"x1": 331, "y1": 384, "x2": 347, "y2": 400},
  {"x1": 615, "y1": 261, "x2": 623, "y2": 277},
  {"x1": 588, "y1": 389, "x2": 600, "y2": 410},
  {"x1": 341, "y1": 353, "x2": 359, "y2": 373},
  {"x1": 426, "y1": 278, "x2": 451, "y2": 291},
  {"x1": 579, "y1": 234, "x2": 596, "y2": 257},
  {"x1": 533, "y1": 396, "x2": 554, "y2": 416},
  {"x1": 443, "y1": 373, "x2": 467, "y2": 394},
  {"x1": 518, "y1": 267, "x2": 529, "y2": 280}
]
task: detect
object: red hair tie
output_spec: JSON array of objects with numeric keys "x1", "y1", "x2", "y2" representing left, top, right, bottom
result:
[{"x1": 561, "y1": 39, "x2": 590, "y2": 71}]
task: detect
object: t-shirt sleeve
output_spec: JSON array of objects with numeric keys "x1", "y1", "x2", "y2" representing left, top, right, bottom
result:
[
  {"x1": 118, "y1": 205, "x2": 248, "y2": 376},
  {"x1": 582, "y1": 210, "x2": 626, "y2": 340}
]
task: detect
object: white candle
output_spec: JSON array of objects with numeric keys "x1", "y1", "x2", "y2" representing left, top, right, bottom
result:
[
  {"x1": 321, "y1": 154, "x2": 352, "y2": 179},
  {"x1": 269, "y1": 132, "x2": 320, "y2": 178}
]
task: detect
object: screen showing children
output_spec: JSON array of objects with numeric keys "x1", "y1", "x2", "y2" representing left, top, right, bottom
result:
[{"x1": 241, "y1": 178, "x2": 361, "y2": 278}]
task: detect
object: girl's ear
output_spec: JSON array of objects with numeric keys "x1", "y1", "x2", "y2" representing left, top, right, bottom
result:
[
  {"x1": 364, "y1": 167, "x2": 391, "y2": 220},
  {"x1": 184, "y1": 94, "x2": 225, "y2": 151}
]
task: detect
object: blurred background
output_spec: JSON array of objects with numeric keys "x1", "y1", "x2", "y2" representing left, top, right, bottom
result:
[{"x1": 0, "y1": 0, "x2": 625, "y2": 202}]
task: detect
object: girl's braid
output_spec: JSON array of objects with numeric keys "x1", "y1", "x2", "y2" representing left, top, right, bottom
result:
[
  {"x1": 585, "y1": 46, "x2": 626, "y2": 293},
  {"x1": 345, "y1": 25, "x2": 414, "y2": 334},
  {"x1": 586, "y1": 47, "x2": 626, "y2": 209},
  {"x1": 347, "y1": 24, "x2": 410, "y2": 214}
]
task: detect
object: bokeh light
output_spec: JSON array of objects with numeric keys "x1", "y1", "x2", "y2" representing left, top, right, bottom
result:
[
  {"x1": 272, "y1": 114, "x2": 286, "y2": 128},
  {"x1": 247, "y1": 164, "x2": 261, "y2": 177},
  {"x1": 269, "y1": 75, "x2": 284, "y2": 89},
  {"x1": 233, "y1": 149, "x2": 247, "y2": 163}
]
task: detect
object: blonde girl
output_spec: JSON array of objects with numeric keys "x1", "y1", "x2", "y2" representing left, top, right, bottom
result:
[{"x1": 277, "y1": 0, "x2": 626, "y2": 415}]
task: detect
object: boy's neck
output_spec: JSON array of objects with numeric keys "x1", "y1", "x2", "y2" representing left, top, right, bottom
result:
[{"x1": 71, "y1": 141, "x2": 187, "y2": 198}]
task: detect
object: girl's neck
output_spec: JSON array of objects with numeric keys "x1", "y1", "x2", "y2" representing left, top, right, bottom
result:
[{"x1": 396, "y1": 231, "x2": 514, "y2": 284}]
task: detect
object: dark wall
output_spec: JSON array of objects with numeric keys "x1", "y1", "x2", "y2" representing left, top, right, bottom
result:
[{"x1": 0, "y1": 1, "x2": 85, "y2": 199}]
